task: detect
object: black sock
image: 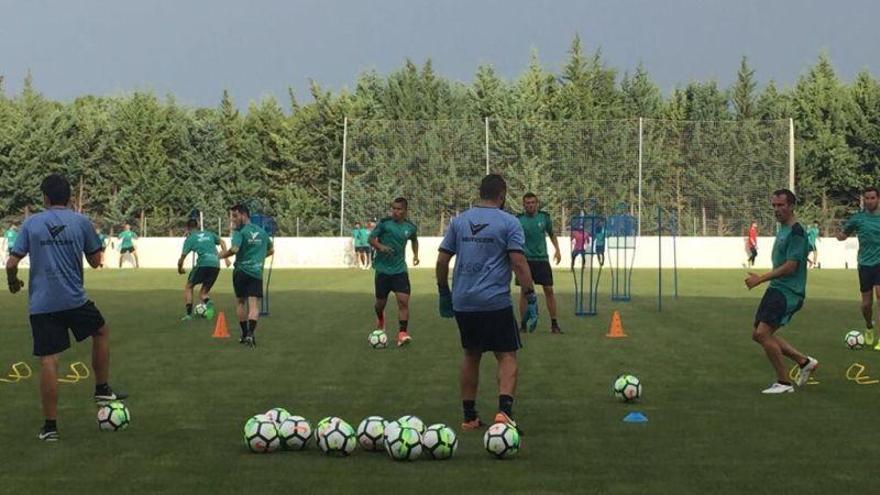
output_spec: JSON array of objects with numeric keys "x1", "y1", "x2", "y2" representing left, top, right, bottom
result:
[
  {"x1": 239, "y1": 321, "x2": 247, "y2": 336},
  {"x1": 248, "y1": 319, "x2": 258, "y2": 335},
  {"x1": 95, "y1": 383, "x2": 110, "y2": 395},
  {"x1": 499, "y1": 394, "x2": 514, "y2": 416},
  {"x1": 551, "y1": 318, "x2": 559, "y2": 328},
  {"x1": 375, "y1": 307, "x2": 384, "y2": 320},
  {"x1": 186, "y1": 303, "x2": 193, "y2": 315},
  {"x1": 399, "y1": 320, "x2": 408, "y2": 332},
  {"x1": 463, "y1": 400, "x2": 477, "y2": 421},
  {"x1": 44, "y1": 419, "x2": 57, "y2": 431},
  {"x1": 203, "y1": 298, "x2": 211, "y2": 305},
  {"x1": 520, "y1": 318, "x2": 527, "y2": 330}
]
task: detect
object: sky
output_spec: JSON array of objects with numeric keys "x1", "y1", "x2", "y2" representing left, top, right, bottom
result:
[{"x1": 1, "y1": 0, "x2": 878, "y2": 108}]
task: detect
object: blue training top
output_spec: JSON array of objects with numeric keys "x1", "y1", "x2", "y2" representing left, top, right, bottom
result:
[
  {"x1": 11, "y1": 208, "x2": 103, "y2": 315},
  {"x1": 439, "y1": 206, "x2": 525, "y2": 312}
]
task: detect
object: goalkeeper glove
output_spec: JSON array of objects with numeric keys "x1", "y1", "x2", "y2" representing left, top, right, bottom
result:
[
  {"x1": 524, "y1": 289, "x2": 539, "y2": 332},
  {"x1": 438, "y1": 286, "x2": 454, "y2": 318}
]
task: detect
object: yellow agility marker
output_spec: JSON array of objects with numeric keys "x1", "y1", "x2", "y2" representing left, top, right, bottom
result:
[
  {"x1": 0, "y1": 362, "x2": 33, "y2": 384},
  {"x1": 845, "y1": 363, "x2": 879, "y2": 385},
  {"x1": 58, "y1": 361, "x2": 91, "y2": 384},
  {"x1": 788, "y1": 364, "x2": 819, "y2": 385}
]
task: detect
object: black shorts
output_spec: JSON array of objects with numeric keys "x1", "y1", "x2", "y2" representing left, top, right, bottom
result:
[
  {"x1": 375, "y1": 273, "x2": 410, "y2": 299},
  {"x1": 233, "y1": 270, "x2": 263, "y2": 298},
  {"x1": 355, "y1": 246, "x2": 371, "y2": 253},
  {"x1": 754, "y1": 288, "x2": 803, "y2": 329},
  {"x1": 188, "y1": 267, "x2": 220, "y2": 290},
  {"x1": 515, "y1": 260, "x2": 553, "y2": 287},
  {"x1": 30, "y1": 301, "x2": 106, "y2": 357},
  {"x1": 120, "y1": 246, "x2": 135, "y2": 254},
  {"x1": 858, "y1": 264, "x2": 880, "y2": 293},
  {"x1": 455, "y1": 307, "x2": 521, "y2": 353}
]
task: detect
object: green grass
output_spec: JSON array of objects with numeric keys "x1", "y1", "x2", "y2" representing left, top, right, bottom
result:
[{"x1": 1, "y1": 268, "x2": 878, "y2": 494}]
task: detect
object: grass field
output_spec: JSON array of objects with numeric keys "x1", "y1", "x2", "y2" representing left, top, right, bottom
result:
[{"x1": 1, "y1": 268, "x2": 878, "y2": 494}]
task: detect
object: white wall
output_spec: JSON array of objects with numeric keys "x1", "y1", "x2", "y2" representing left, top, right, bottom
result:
[{"x1": 98, "y1": 236, "x2": 859, "y2": 269}]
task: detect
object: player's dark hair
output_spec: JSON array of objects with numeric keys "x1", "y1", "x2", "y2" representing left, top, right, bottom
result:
[
  {"x1": 864, "y1": 186, "x2": 879, "y2": 197},
  {"x1": 480, "y1": 174, "x2": 507, "y2": 200},
  {"x1": 392, "y1": 197, "x2": 408, "y2": 209},
  {"x1": 229, "y1": 203, "x2": 250, "y2": 217},
  {"x1": 523, "y1": 192, "x2": 537, "y2": 200},
  {"x1": 40, "y1": 174, "x2": 71, "y2": 206},
  {"x1": 772, "y1": 188, "x2": 797, "y2": 206},
  {"x1": 186, "y1": 219, "x2": 198, "y2": 229}
]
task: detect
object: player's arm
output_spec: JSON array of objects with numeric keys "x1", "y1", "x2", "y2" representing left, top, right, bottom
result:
[
  {"x1": 369, "y1": 223, "x2": 392, "y2": 253},
  {"x1": 411, "y1": 229, "x2": 419, "y2": 266},
  {"x1": 837, "y1": 216, "x2": 857, "y2": 241},
  {"x1": 547, "y1": 216, "x2": 561, "y2": 265},
  {"x1": 217, "y1": 237, "x2": 231, "y2": 267},
  {"x1": 746, "y1": 229, "x2": 806, "y2": 289},
  {"x1": 5, "y1": 254, "x2": 24, "y2": 293},
  {"x1": 436, "y1": 250, "x2": 452, "y2": 290},
  {"x1": 219, "y1": 232, "x2": 241, "y2": 259},
  {"x1": 267, "y1": 238, "x2": 274, "y2": 258},
  {"x1": 510, "y1": 252, "x2": 536, "y2": 294}
]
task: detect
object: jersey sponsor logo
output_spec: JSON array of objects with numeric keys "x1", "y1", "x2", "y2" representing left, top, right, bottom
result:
[
  {"x1": 47, "y1": 225, "x2": 66, "y2": 238},
  {"x1": 40, "y1": 224, "x2": 74, "y2": 246},
  {"x1": 468, "y1": 221, "x2": 489, "y2": 235}
]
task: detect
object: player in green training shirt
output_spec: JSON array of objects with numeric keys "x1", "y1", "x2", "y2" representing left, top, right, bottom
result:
[
  {"x1": 94, "y1": 224, "x2": 110, "y2": 268},
  {"x1": 117, "y1": 223, "x2": 139, "y2": 268},
  {"x1": 806, "y1": 221, "x2": 819, "y2": 269},
  {"x1": 369, "y1": 197, "x2": 419, "y2": 347},
  {"x1": 352, "y1": 221, "x2": 371, "y2": 269},
  {"x1": 745, "y1": 189, "x2": 817, "y2": 394},
  {"x1": 837, "y1": 186, "x2": 880, "y2": 349},
  {"x1": 177, "y1": 219, "x2": 230, "y2": 321},
  {"x1": 219, "y1": 204, "x2": 274, "y2": 347},
  {"x1": 516, "y1": 193, "x2": 563, "y2": 334},
  {"x1": 4, "y1": 222, "x2": 18, "y2": 260}
]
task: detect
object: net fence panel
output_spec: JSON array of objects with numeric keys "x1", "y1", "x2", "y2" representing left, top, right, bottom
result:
[
  {"x1": 641, "y1": 119, "x2": 790, "y2": 237},
  {"x1": 344, "y1": 119, "x2": 486, "y2": 236},
  {"x1": 489, "y1": 119, "x2": 640, "y2": 233}
]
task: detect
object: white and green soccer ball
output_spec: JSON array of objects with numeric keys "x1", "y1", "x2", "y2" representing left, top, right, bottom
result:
[
  {"x1": 613, "y1": 374, "x2": 642, "y2": 402},
  {"x1": 422, "y1": 423, "x2": 458, "y2": 460},
  {"x1": 384, "y1": 421, "x2": 422, "y2": 461},
  {"x1": 316, "y1": 417, "x2": 356, "y2": 456},
  {"x1": 845, "y1": 330, "x2": 866, "y2": 350},
  {"x1": 368, "y1": 330, "x2": 388, "y2": 349},
  {"x1": 278, "y1": 415, "x2": 311, "y2": 450},
  {"x1": 483, "y1": 422, "x2": 519, "y2": 459},
  {"x1": 194, "y1": 303, "x2": 208, "y2": 317},
  {"x1": 97, "y1": 401, "x2": 130, "y2": 431},
  {"x1": 244, "y1": 415, "x2": 281, "y2": 453},
  {"x1": 396, "y1": 415, "x2": 426, "y2": 434},
  {"x1": 264, "y1": 407, "x2": 291, "y2": 425},
  {"x1": 356, "y1": 416, "x2": 387, "y2": 451}
]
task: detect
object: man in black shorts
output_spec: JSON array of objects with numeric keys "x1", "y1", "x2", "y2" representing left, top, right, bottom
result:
[
  {"x1": 516, "y1": 193, "x2": 562, "y2": 333},
  {"x1": 837, "y1": 186, "x2": 880, "y2": 349},
  {"x1": 6, "y1": 174, "x2": 127, "y2": 441},
  {"x1": 369, "y1": 198, "x2": 419, "y2": 347},
  {"x1": 177, "y1": 219, "x2": 229, "y2": 321},
  {"x1": 219, "y1": 204, "x2": 273, "y2": 347},
  {"x1": 437, "y1": 174, "x2": 537, "y2": 432}
]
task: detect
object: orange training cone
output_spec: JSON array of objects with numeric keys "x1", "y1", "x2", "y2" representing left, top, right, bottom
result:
[
  {"x1": 212, "y1": 311, "x2": 230, "y2": 339},
  {"x1": 606, "y1": 310, "x2": 627, "y2": 338}
]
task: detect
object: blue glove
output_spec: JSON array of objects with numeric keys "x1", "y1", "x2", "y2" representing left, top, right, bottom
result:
[
  {"x1": 438, "y1": 286, "x2": 454, "y2": 318},
  {"x1": 525, "y1": 291, "x2": 539, "y2": 332}
]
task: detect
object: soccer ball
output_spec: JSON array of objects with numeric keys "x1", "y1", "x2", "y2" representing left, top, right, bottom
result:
[
  {"x1": 384, "y1": 421, "x2": 422, "y2": 461},
  {"x1": 368, "y1": 330, "x2": 388, "y2": 349},
  {"x1": 316, "y1": 418, "x2": 356, "y2": 456},
  {"x1": 314, "y1": 416, "x2": 337, "y2": 443},
  {"x1": 356, "y1": 416, "x2": 387, "y2": 451},
  {"x1": 278, "y1": 415, "x2": 311, "y2": 450},
  {"x1": 264, "y1": 407, "x2": 291, "y2": 425},
  {"x1": 422, "y1": 423, "x2": 458, "y2": 460},
  {"x1": 613, "y1": 374, "x2": 642, "y2": 402},
  {"x1": 194, "y1": 303, "x2": 207, "y2": 317},
  {"x1": 396, "y1": 415, "x2": 426, "y2": 434},
  {"x1": 97, "y1": 401, "x2": 130, "y2": 431},
  {"x1": 845, "y1": 330, "x2": 866, "y2": 350},
  {"x1": 483, "y1": 422, "x2": 520, "y2": 459},
  {"x1": 244, "y1": 415, "x2": 281, "y2": 453}
]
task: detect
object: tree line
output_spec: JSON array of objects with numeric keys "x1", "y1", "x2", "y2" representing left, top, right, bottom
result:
[{"x1": 0, "y1": 35, "x2": 876, "y2": 236}]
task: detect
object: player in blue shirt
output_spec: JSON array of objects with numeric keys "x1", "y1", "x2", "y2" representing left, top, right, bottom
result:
[
  {"x1": 6, "y1": 174, "x2": 127, "y2": 442},
  {"x1": 436, "y1": 174, "x2": 537, "y2": 433}
]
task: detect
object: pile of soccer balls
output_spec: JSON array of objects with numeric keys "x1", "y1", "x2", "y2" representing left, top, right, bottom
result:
[
  {"x1": 243, "y1": 409, "x2": 521, "y2": 460},
  {"x1": 97, "y1": 401, "x2": 131, "y2": 431}
]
